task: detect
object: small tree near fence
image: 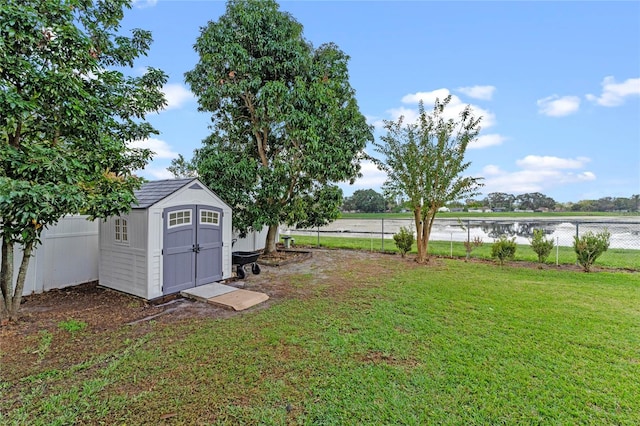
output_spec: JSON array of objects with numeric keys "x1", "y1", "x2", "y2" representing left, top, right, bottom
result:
[
  {"x1": 373, "y1": 96, "x2": 483, "y2": 264},
  {"x1": 573, "y1": 230, "x2": 611, "y2": 272},
  {"x1": 491, "y1": 236, "x2": 517, "y2": 266},
  {"x1": 464, "y1": 236, "x2": 483, "y2": 261},
  {"x1": 530, "y1": 229, "x2": 554, "y2": 264},
  {"x1": 393, "y1": 227, "x2": 415, "y2": 258}
]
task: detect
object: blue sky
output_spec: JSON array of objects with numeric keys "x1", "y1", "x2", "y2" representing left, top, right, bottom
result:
[{"x1": 124, "y1": 0, "x2": 639, "y2": 203}]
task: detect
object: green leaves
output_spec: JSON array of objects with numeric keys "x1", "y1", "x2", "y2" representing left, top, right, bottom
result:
[
  {"x1": 573, "y1": 230, "x2": 611, "y2": 272},
  {"x1": 1, "y1": 0, "x2": 165, "y2": 318},
  {"x1": 186, "y1": 0, "x2": 372, "y2": 250},
  {"x1": 530, "y1": 229, "x2": 555, "y2": 263},
  {"x1": 393, "y1": 226, "x2": 415, "y2": 258},
  {"x1": 491, "y1": 236, "x2": 517, "y2": 266},
  {"x1": 373, "y1": 95, "x2": 483, "y2": 262}
]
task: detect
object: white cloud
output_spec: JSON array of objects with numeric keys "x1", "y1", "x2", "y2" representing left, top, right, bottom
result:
[
  {"x1": 132, "y1": 0, "x2": 158, "y2": 8},
  {"x1": 163, "y1": 83, "x2": 194, "y2": 111},
  {"x1": 401, "y1": 88, "x2": 451, "y2": 105},
  {"x1": 578, "y1": 171, "x2": 596, "y2": 181},
  {"x1": 481, "y1": 155, "x2": 595, "y2": 194},
  {"x1": 141, "y1": 166, "x2": 175, "y2": 180},
  {"x1": 129, "y1": 138, "x2": 178, "y2": 159},
  {"x1": 482, "y1": 164, "x2": 503, "y2": 176},
  {"x1": 342, "y1": 160, "x2": 388, "y2": 194},
  {"x1": 515, "y1": 155, "x2": 590, "y2": 170},
  {"x1": 394, "y1": 88, "x2": 496, "y2": 128},
  {"x1": 384, "y1": 106, "x2": 420, "y2": 127},
  {"x1": 470, "y1": 134, "x2": 507, "y2": 149},
  {"x1": 586, "y1": 76, "x2": 640, "y2": 107},
  {"x1": 537, "y1": 95, "x2": 581, "y2": 117},
  {"x1": 457, "y1": 85, "x2": 496, "y2": 100}
]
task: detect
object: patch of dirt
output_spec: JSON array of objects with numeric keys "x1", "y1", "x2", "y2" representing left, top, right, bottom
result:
[{"x1": 259, "y1": 249, "x2": 313, "y2": 266}]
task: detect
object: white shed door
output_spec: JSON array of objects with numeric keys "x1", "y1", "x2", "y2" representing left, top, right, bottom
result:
[{"x1": 163, "y1": 205, "x2": 223, "y2": 295}]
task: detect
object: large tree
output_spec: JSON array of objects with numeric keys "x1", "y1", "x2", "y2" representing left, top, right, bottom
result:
[
  {"x1": 345, "y1": 189, "x2": 387, "y2": 213},
  {"x1": 184, "y1": 0, "x2": 372, "y2": 254},
  {"x1": 0, "y1": 0, "x2": 166, "y2": 323},
  {"x1": 484, "y1": 192, "x2": 515, "y2": 211},
  {"x1": 515, "y1": 192, "x2": 556, "y2": 211},
  {"x1": 373, "y1": 96, "x2": 483, "y2": 263}
]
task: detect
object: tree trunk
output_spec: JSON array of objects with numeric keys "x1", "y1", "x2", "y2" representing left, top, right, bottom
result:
[
  {"x1": 0, "y1": 239, "x2": 13, "y2": 323},
  {"x1": 0, "y1": 240, "x2": 33, "y2": 324},
  {"x1": 414, "y1": 207, "x2": 429, "y2": 263},
  {"x1": 263, "y1": 224, "x2": 279, "y2": 255},
  {"x1": 417, "y1": 227, "x2": 429, "y2": 263},
  {"x1": 423, "y1": 212, "x2": 435, "y2": 260},
  {"x1": 11, "y1": 243, "x2": 32, "y2": 321}
]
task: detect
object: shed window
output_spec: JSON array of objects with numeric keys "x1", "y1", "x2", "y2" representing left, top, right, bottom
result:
[
  {"x1": 114, "y1": 218, "x2": 128, "y2": 243},
  {"x1": 200, "y1": 210, "x2": 220, "y2": 226},
  {"x1": 168, "y1": 210, "x2": 192, "y2": 228}
]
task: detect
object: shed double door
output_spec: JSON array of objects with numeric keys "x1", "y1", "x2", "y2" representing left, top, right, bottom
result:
[{"x1": 163, "y1": 205, "x2": 223, "y2": 295}]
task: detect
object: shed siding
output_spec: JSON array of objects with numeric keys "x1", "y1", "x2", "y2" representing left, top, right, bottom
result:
[
  {"x1": 99, "y1": 211, "x2": 149, "y2": 299},
  {"x1": 99, "y1": 248, "x2": 147, "y2": 298},
  {"x1": 147, "y1": 209, "x2": 163, "y2": 299}
]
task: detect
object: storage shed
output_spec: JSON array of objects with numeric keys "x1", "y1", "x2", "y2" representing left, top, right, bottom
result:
[{"x1": 99, "y1": 178, "x2": 232, "y2": 300}]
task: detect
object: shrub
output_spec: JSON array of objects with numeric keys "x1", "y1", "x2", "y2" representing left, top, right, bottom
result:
[
  {"x1": 393, "y1": 226, "x2": 414, "y2": 258},
  {"x1": 573, "y1": 230, "x2": 611, "y2": 272},
  {"x1": 464, "y1": 236, "x2": 483, "y2": 260},
  {"x1": 491, "y1": 236, "x2": 517, "y2": 266},
  {"x1": 530, "y1": 229, "x2": 554, "y2": 263}
]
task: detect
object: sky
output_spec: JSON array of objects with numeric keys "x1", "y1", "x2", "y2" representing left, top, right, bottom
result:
[{"x1": 123, "y1": 0, "x2": 640, "y2": 203}]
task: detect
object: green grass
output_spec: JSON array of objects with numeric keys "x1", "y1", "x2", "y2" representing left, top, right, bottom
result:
[
  {"x1": 57, "y1": 319, "x2": 87, "y2": 335},
  {"x1": 290, "y1": 234, "x2": 640, "y2": 270},
  {"x1": 2, "y1": 261, "x2": 639, "y2": 424}
]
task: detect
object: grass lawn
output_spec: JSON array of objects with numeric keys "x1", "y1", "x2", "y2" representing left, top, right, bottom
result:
[
  {"x1": 2, "y1": 256, "x2": 639, "y2": 424},
  {"x1": 290, "y1": 234, "x2": 640, "y2": 271}
]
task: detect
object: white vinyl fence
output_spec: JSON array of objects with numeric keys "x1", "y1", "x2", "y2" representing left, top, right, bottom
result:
[{"x1": 1, "y1": 216, "x2": 99, "y2": 296}]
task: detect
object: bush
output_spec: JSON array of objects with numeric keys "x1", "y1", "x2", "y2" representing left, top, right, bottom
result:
[
  {"x1": 530, "y1": 229, "x2": 554, "y2": 263},
  {"x1": 393, "y1": 226, "x2": 414, "y2": 258},
  {"x1": 573, "y1": 230, "x2": 611, "y2": 272},
  {"x1": 491, "y1": 236, "x2": 517, "y2": 266}
]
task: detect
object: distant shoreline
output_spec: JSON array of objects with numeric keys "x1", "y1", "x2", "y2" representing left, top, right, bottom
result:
[{"x1": 340, "y1": 212, "x2": 640, "y2": 222}]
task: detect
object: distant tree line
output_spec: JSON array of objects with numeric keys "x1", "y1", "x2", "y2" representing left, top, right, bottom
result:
[
  {"x1": 565, "y1": 195, "x2": 639, "y2": 213},
  {"x1": 343, "y1": 190, "x2": 640, "y2": 213}
]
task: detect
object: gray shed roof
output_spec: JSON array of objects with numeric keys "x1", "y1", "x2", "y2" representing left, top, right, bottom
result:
[{"x1": 133, "y1": 178, "x2": 198, "y2": 209}]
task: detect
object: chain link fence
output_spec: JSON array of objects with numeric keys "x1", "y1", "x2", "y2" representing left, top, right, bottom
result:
[{"x1": 285, "y1": 218, "x2": 640, "y2": 268}]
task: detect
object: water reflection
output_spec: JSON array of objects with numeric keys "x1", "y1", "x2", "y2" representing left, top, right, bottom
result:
[
  {"x1": 290, "y1": 218, "x2": 640, "y2": 250},
  {"x1": 478, "y1": 222, "x2": 554, "y2": 239}
]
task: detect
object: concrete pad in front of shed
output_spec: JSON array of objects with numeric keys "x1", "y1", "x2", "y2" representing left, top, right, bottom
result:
[
  {"x1": 208, "y1": 289, "x2": 269, "y2": 311},
  {"x1": 181, "y1": 283, "x2": 237, "y2": 302}
]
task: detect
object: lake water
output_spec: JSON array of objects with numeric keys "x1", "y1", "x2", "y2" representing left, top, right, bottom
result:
[{"x1": 287, "y1": 217, "x2": 640, "y2": 250}]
